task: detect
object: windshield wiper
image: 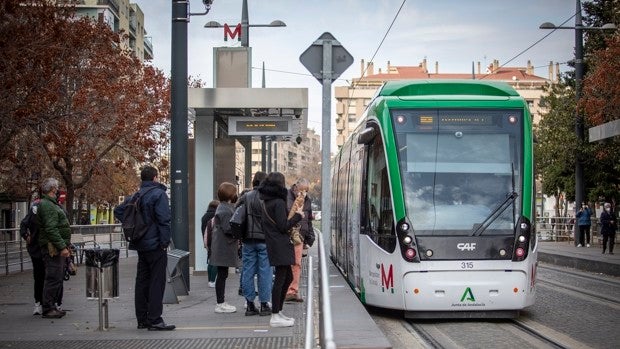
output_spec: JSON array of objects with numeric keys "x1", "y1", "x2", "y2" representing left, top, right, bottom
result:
[{"x1": 470, "y1": 191, "x2": 518, "y2": 236}]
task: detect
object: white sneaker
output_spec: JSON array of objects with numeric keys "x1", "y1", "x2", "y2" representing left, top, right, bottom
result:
[
  {"x1": 215, "y1": 302, "x2": 237, "y2": 313},
  {"x1": 208, "y1": 281, "x2": 216, "y2": 288},
  {"x1": 577, "y1": 244, "x2": 582, "y2": 247},
  {"x1": 586, "y1": 244, "x2": 590, "y2": 247},
  {"x1": 33, "y1": 302, "x2": 41, "y2": 315},
  {"x1": 270, "y1": 313, "x2": 294, "y2": 327},
  {"x1": 279, "y1": 311, "x2": 294, "y2": 322}
]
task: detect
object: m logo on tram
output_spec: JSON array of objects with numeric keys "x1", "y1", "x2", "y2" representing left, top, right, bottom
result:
[{"x1": 381, "y1": 264, "x2": 394, "y2": 293}]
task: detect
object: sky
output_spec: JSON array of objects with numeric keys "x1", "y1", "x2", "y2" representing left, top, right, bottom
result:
[{"x1": 132, "y1": 0, "x2": 577, "y2": 147}]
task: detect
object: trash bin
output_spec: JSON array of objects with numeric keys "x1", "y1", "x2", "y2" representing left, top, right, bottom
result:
[{"x1": 85, "y1": 248, "x2": 119, "y2": 299}]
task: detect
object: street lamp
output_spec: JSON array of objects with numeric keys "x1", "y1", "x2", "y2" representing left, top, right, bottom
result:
[
  {"x1": 539, "y1": 0, "x2": 616, "y2": 233},
  {"x1": 204, "y1": 0, "x2": 286, "y2": 47}
]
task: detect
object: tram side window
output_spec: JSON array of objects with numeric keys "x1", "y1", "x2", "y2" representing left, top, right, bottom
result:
[{"x1": 366, "y1": 135, "x2": 396, "y2": 252}]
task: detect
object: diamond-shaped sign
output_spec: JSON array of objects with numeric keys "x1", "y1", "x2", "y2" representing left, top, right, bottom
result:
[{"x1": 300, "y1": 32, "x2": 353, "y2": 83}]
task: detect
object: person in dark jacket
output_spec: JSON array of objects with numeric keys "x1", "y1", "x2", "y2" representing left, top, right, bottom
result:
[
  {"x1": 114, "y1": 166, "x2": 175, "y2": 331},
  {"x1": 285, "y1": 178, "x2": 314, "y2": 302},
  {"x1": 576, "y1": 202, "x2": 592, "y2": 247},
  {"x1": 237, "y1": 171, "x2": 273, "y2": 316},
  {"x1": 20, "y1": 198, "x2": 45, "y2": 315},
  {"x1": 37, "y1": 178, "x2": 71, "y2": 319},
  {"x1": 201, "y1": 200, "x2": 220, "y2": 287},
  {"x1": 210, "y1": 182, "x2": 240, "y2": 313},
  {"x1": 600, "y1": 202, "x2": 616, "y2": 254},
  {"x1": 258, "y1": 172, "x2": 302, "y2": 327}
]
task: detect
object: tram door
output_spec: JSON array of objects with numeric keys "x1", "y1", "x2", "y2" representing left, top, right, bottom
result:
[
  {"x1": 335, "y1": 142, "x2": 352, "y2": 273},
  {"x1": 347, "y1": 144, "x2": 364, "y2": 288}
]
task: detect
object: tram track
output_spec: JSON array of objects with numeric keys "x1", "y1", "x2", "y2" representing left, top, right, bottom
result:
[
  {"x1": 402, "y1": 319, "x2": 583, "y2": 349},
  {"x1": 537, "y1": 278, "x2": 620, "y2": 307},
  {"x1": 537, "y1": 264, "x2": 620, "y2": 307}
]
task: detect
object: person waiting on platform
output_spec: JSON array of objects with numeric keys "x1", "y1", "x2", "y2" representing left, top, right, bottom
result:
[
  {"x1": 201, "y1": 200, "x2": 220, "y2": 288},
  {"x1": 114, "y1": 166, "x2": 175, "y2": 330},
  {"x1": 237, "y1": 171, "x2": 273, "y2": 316},
  {"x1": 285, "y1": 178, "x2": 315, "y2": 303},
  {"x1": 258, "y1": 172, "x2": 302, "y2": 327},
  {"x1": 600, "y1": 202, "x2": 616, "y2": 255},
  {"x1": 576, "y1": 202, "x2": 592, "y2": 247},
  {"x1": 20, "y1": 196, "x2": 45, "y2": 316},
  {"x1": 210, "y1": 182, "x2": 241, "y2": 314}
]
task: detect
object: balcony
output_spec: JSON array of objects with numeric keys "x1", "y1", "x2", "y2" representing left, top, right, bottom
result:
[
  {"x1": 97, "y1": 0, "x2": 119, "y2": 16},
  {"x1": 144, "y1": 36, "x2": 153, "y2": 60}
]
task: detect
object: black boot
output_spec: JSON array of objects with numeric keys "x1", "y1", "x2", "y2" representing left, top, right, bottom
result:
[
  {"x1": 245, "y1": 301, "x2": 259, "y2": 316},
  {"x1": 259, "y1": 302, "x2": 272, "y2": 316}
]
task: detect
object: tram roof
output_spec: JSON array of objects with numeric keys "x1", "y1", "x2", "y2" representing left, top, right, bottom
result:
[{"x1": 378, "y1": 80, "x2": 521, "y2": 98}]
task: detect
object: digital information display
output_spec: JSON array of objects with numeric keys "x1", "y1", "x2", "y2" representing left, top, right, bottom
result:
[{"x1": 229, "y1": 117, "x2": 293, "y2": 136}]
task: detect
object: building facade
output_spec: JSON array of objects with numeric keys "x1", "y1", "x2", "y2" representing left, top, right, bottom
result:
[
  {"x1": 242, "y1": 129, "x2": 321, "y2": 187},
  {"x1": 74, "y1": 0, "x2": 153, "y2": 61},
  {"x1": 335, "y1": 58, "x2": 557, "y2": 149}
]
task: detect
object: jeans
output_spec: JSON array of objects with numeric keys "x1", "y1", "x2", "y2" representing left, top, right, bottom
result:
[
  {"x1": 241, "y1": 240, "x2": 272, "y2": 303},
  {"x1": 579, "y1": 225, "x2": 591, "y2": 245}
]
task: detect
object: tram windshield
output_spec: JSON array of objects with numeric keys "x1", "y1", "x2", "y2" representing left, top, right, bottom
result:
[{"x1": 393, "y1": 109, "x2": 523, "y2": 236}]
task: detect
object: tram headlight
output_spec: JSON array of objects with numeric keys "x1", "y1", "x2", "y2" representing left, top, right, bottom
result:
[
  {"x1": 403, "y1": 235, "x2": 412, "y2": 244},
  {"x1": 518, "y1": 235, "x2": 526, "y2": 243},
  {"x1": 520, "y1": 222, "x2": 528, "y2": 230},
  {"x1": 399, "y1": 222, "x2": 410, "y2": 232},
  {"x1": 425, "y1": 249, "x2": 433, "y2": 257},
  {"x1": 499, "y1": 249, "x2": 507, "y2": 257}
]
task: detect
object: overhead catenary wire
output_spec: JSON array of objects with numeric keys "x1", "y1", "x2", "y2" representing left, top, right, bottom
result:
[{"x1": 479, "y1": 12, "x2": 577, "y2": 80}]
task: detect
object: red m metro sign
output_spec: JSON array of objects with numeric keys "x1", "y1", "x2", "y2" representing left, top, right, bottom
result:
[{"x1": 224, "y1": 23, "x2": 241, "y2": 41}]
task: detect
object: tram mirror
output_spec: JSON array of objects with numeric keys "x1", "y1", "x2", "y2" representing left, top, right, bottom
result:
[{"x1": 358, "y1": 125, "x2": 377, "y2": 144}]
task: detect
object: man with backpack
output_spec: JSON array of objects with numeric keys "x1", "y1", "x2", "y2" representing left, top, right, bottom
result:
[
  {"x1": 20, "y1": 197, "x2": 44, "y2": 315},
  {"x1": 114, "y1": 166, "x2": 175, "y2": 331}
]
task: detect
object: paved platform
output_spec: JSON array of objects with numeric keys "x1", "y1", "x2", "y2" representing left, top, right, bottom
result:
[
  {"x1": 0, "y1": 242, "x2": 390, "y2": 349},
  {"x1": 537, "y1": 240, "x2": 620, "y2": 276},
  {"x1": 1, "y1": 239, "x2": 617, "y2": 349}
]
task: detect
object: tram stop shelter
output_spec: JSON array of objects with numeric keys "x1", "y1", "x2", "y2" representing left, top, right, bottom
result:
[{"x1": 188, "y1": 87, "x2": 308, "y2": 271}]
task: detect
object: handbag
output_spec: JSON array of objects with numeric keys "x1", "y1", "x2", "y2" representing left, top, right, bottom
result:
[{"x1": 229, "y1": 203, "x2": 247, "y2": 240}]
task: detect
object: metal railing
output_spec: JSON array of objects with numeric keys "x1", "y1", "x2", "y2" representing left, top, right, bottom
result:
[
  {"x1": 535, "y1": 216, "x2": 601, "y2": 244},
  {"x1": 0, "y1": 224, "x2": 129, "y2": 276},
  {"x1": 316, "y1": 230, "x2": 336, "y2": 349}
]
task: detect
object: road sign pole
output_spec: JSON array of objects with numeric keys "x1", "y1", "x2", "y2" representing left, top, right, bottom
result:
[{"x1": 320, "y1": 39, "x2": 333, "y2": 258}]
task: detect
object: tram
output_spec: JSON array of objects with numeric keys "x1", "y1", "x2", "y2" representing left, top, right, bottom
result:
[{"x1": 330, "y1": 80, "x2": 537, "y2": 318}]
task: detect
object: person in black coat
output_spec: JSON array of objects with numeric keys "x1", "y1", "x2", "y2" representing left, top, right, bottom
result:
[
  {"x1": 258, "y1": 172, "x2": 302, "y2": 327},
  {"x1": 201, "y1": 200, "x2": 220, "y2": 286},
  {"x1": 20, "y1": 198, "x2": 45, "y2": 315},
  {"x1": 600, "y1": 202, "x2": 617, "y2": 254}
]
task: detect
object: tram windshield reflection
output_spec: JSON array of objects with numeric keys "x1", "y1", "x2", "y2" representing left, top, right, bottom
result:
[{"x1": 393, "y1": 109, "x2": 523, "y2": 236}]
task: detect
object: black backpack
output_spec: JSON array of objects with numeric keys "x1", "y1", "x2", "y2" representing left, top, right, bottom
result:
[{"x1": 121, "y1": 187, "x2": 155, "y2": 243}]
